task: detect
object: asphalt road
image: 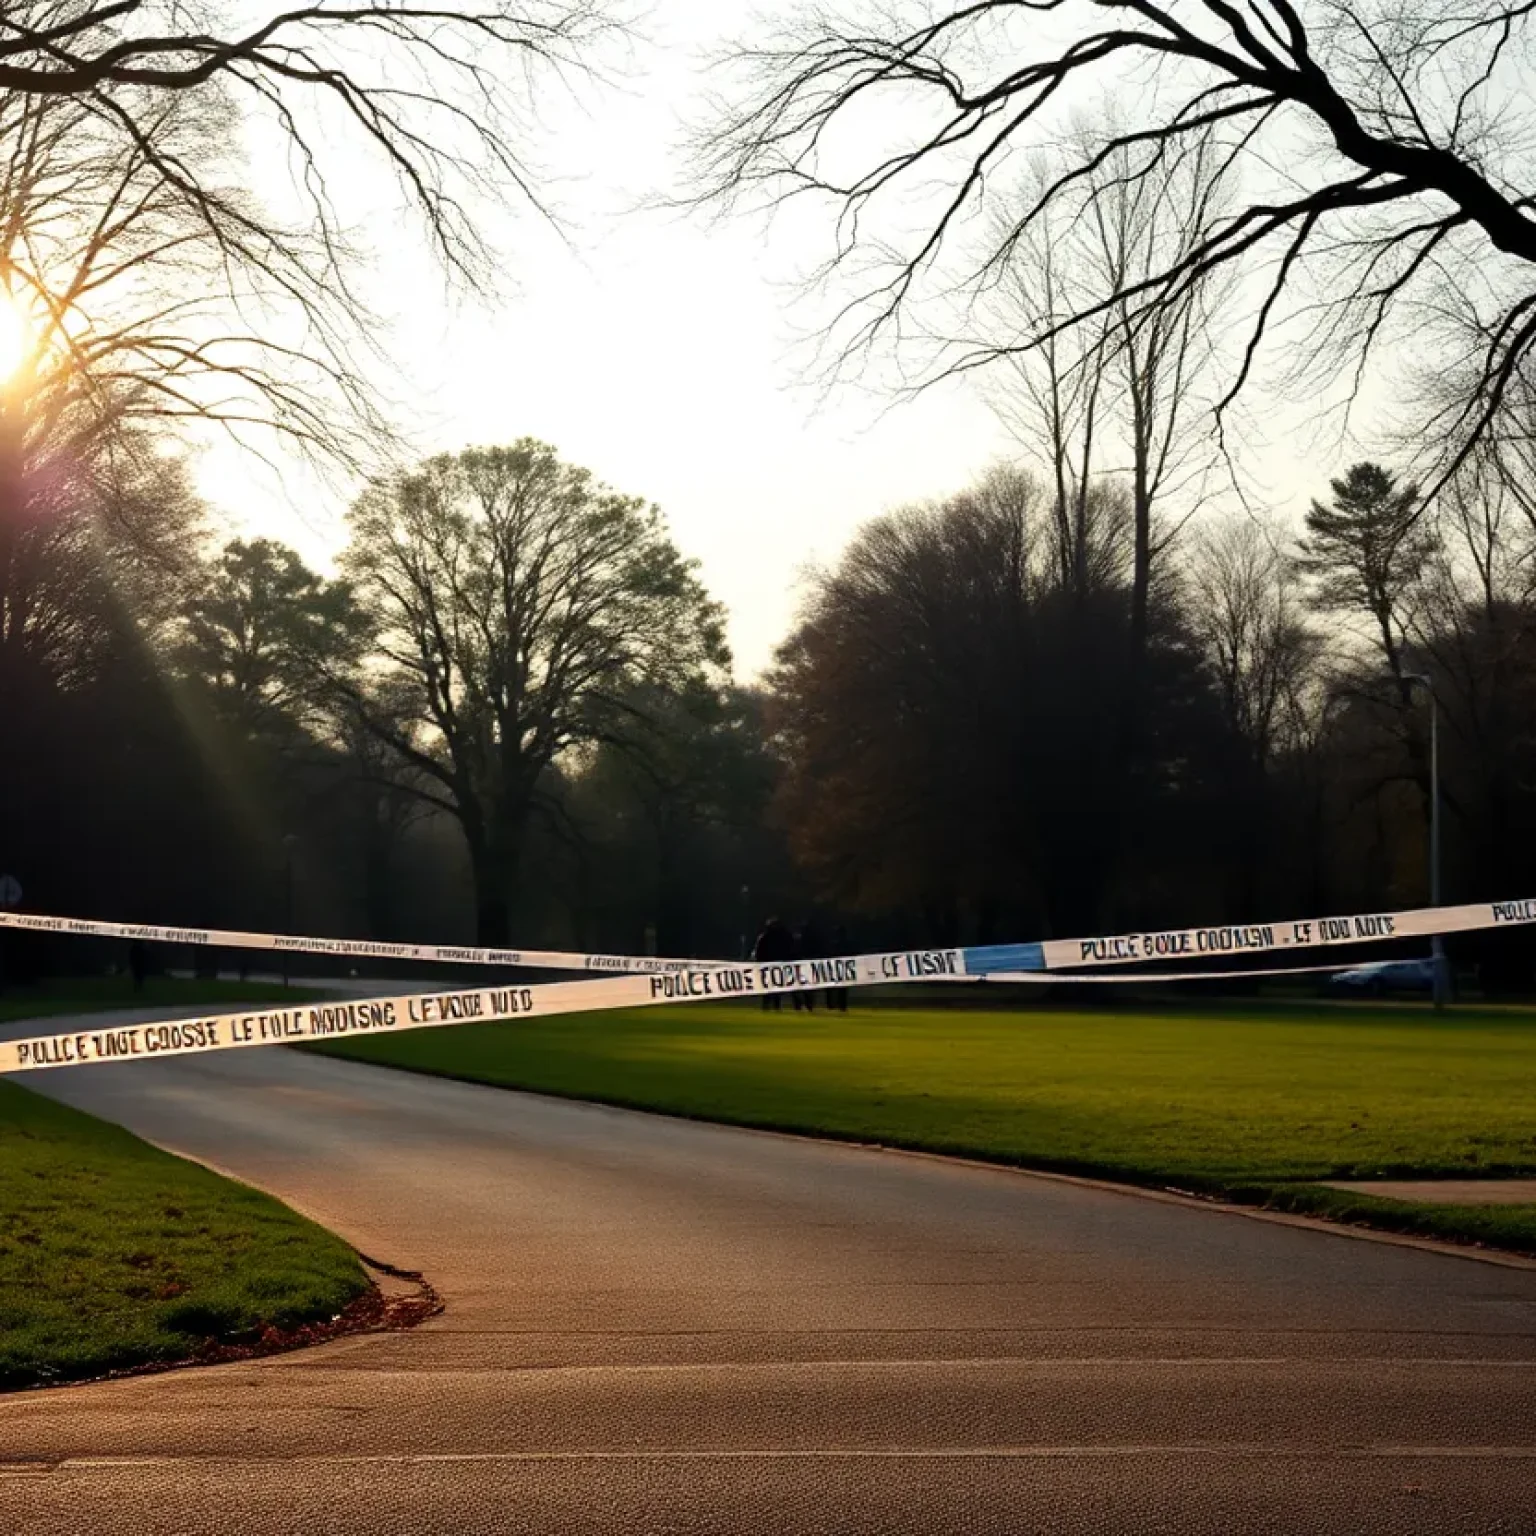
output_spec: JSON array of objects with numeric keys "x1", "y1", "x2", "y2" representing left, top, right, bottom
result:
[{"x1": 4, "y1": 1002, "x2": 1536, "y2": 1534}]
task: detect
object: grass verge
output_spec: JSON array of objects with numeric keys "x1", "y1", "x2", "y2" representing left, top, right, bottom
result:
[
  {"x1": 314, "y1": 995, "x2": 1536, "y2": 1255},
  {"x1": 0, "y1": 975, "x2": 317, "y2": 1026},
  {"x1": 0, "y1": 1078, "x2": 368, "y2": 1391}
]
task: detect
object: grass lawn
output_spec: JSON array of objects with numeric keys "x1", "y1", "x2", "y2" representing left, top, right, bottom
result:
[
  {"x1": 316, "y1": 994, "x2": 1536, "y2": 1254},
  {"x1": 1, "y1": 976, "x2": 366, "y2": 1390},
  {"x1": 0, "y1": 1082, "x2": 368, "y2": 1390},
  {"x1": 0, "y1": 974, "x2": 317, "y2": 1026}
]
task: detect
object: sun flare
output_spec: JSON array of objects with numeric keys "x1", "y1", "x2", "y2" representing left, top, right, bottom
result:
[{"x1": 0, "y1": 295, "x2": 32, "y2": 383}]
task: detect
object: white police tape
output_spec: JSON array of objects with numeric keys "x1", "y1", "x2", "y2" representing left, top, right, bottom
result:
[
  {"x1": 1029, "y1": 896, "x2": 1536, "y2": 971},
  {"x1": 5, "y1": 894, "x2": 1536, "y2": 987},
  {"x1": 0, "y1": 909, "x2": 721, "y2": 976},
  {"x1": 5, "y1": 893, "x2": 1536, "y2": 1074},
  {"x1": 0, "y1": 946, "x2": 959, "y2": 1073},
  {"x1": 10, "y1": 892, "x2": 1534, "y2": 983},
  {"x1": 978, "y1": 960, "x2": 1364, "y2": 984}
]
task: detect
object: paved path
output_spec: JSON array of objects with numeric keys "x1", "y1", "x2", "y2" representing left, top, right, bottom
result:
[{"x1": 4, "y1": 1005, "x2": 1536, "y2": 1533}]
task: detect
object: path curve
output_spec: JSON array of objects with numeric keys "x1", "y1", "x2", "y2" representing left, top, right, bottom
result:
[{"x1": 3, "y1": 1003, "x2": 1536, "y2": 1533}]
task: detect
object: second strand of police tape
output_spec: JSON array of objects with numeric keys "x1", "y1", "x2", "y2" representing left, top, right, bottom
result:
[
  {"x1": 0, "y1": 906, "x2": 1374, "y2": 994},
  {"x1": 6, "y1": 893, "x2": 1536, "y2": 979},
  {"x1": 3, "y1": 897, "x2": 1536, "y2": 976}
]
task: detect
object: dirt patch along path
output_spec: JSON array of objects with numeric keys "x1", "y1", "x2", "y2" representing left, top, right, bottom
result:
[{"x1": 1322, "y1": 1179, "x2": 1536, "y2": 1205}]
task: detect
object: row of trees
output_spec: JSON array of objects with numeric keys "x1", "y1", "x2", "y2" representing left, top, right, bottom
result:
[
  {"x1": 0, "y1": 0, "x2": 656, "y2": 967},
  {"x1": 7, "y1": 0, "x2": 1536, "y2": 985},
  {"x1": 683, "y1": 0, "x2": 1536, "y2": 982},
  {"x1": 770, "y1": 454, "x2": 1536, "y2": 981},
  {"x1": 0, "y1": 0, "x2": 794, "y2": 969},
  {"x1": 2, "y1": 437, "x2": 798, "y2": 963},
  {"x1": 12, "y1": 421, "x2": 1534, "y2": 981}
]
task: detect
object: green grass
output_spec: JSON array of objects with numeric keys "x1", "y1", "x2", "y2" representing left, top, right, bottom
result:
[
  {"x1": 1, "y1": 1053, "x2": 367, "y2": 1390},
  {"x1": 0, "y1": 975, "x2": 317, "y2": 1026},
  {"x1": 316, "y1": 995, "x2": 1536, "y2": 1254}
]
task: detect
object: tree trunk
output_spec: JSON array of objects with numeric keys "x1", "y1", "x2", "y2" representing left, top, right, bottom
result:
[
  {"x1": 465, "y1": 810, "x2": 526, "y2": 949},
  {"x1": 1130, "y1": 474, "x2": 1151, "y2": 662},
  {"x1": 1127, "y1": 334, "x2": 1153, "y2": 666},
  {"x1": 476, "y1": 890, "x2": 510, "y2": 948},
  {"x1": 362, "y1": 805, "x2": 396, "y2": 941}
]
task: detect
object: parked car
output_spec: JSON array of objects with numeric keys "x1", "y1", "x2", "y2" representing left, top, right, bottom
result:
[{"x1": 1328, "y1": 957, "x2": 1437, "y2": 996}]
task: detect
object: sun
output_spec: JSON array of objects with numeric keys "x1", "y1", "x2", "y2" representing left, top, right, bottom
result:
[{"x1": 0, "y1": 295, "x2": 33, "y2": 383}]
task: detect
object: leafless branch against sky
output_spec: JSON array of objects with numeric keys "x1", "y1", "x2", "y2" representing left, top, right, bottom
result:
[{"x1": 691, "y1": 1, "x2": 1536, "y2": 491}]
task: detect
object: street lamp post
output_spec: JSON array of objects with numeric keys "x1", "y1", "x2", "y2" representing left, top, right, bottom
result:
[{"x1": 1403, "y1": 674, "x2": 1448, "y2": 1009}]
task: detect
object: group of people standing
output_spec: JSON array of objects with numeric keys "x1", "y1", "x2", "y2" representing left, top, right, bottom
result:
[{"x1": 750, "y1": 916, "x2": 850, "y2": 1013}]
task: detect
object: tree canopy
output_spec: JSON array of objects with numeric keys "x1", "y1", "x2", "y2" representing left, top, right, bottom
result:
[{"x1": 340, "y1": 440, "x2": 730, "y2": 943}]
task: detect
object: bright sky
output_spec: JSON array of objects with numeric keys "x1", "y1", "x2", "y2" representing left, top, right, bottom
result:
[
  {"x1": 202, "y1": 0, "x2": 1011, "y2": 677},
  {"x1": 199, "y1": 0, "x2": 1403, "y2": 678}
]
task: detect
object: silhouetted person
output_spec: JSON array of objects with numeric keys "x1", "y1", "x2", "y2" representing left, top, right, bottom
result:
[
  {"x1": 128, "y1": 939, "x2": 148, "y2": 994},
  {"x1": 825, "y1": 924, "x2": 851, "y2": 1013},
  {"x1": 752, "y1": 917, "x2": 793, "y2": 1011},
  {"x1": 793, "y1": 918, "x2": 825, "y2": 1012}
]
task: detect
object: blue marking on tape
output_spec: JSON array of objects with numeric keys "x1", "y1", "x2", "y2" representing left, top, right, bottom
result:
[{"x1": 962, "y1": 942, "x2": 1045, "y2": 974}]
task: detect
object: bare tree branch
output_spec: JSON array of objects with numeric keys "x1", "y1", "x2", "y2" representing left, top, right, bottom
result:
[{"x1": 694, "y1": 0, "x2": 1536, "y2": 483}]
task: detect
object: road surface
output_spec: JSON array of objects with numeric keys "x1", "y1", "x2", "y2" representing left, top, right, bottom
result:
[{"x1": 3, "y1": 1001, "x2": 1536, "y2": 1533}]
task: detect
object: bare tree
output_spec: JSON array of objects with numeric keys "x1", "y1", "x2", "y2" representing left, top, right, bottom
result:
[
  {"x1": 0, "y1": 87, "x2": 347, "y2": 707},
  {"x1": 337, "y1": 440, "x2": 729, "y2": 945},
  {"x1": 1096, "y1": 131, "x2": 1232, "y2": 647},
  {"x1": 1433, "y1": 446, "x2": 1535, "y2": 620},
  {"x1": 988, "y1": 123, "x2": 1232, "y2": 646},
  {"x1": 1188, "y1": 516, "x2": 1320, "y2": 769},
  {"x1": 0, "y1": 85, "x2": 383, "y2": 467},
  {"x1": 0, "y1": 0, "x2": 615, "y2": 476},
  {"x1": 696, "y1": 0, "x2": 1536, "y2": 481},
  {"x1": 985, "y1": 166, "x2": 1114, "y2": 600}
]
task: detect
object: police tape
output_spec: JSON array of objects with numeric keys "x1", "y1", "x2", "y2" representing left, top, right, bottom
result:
[
  {"x1": 0, "y1": 909, "x2": 722, "y2": 976},
  {"x1": 6, "y1": 892, "x2": 1536, "y2": 1074},
  {"x1": 0, "y1": 945, "x2": 969, "y2": 1073},
  {"x1": 1, "y1": 948, "x2": 1342, "y2": 1074},
  {"x1": 1032, "y1": 896, "x2": 1536, "y2": 970},
  {"x1": 3, "y1": 892, "x2": 1536, "y2": 986},
  {"x1": 9, "y1": 890, "x2": 1536, "y2": 983},
  {"x1": 979, "y1": 960, "x2": 1365, "y2": 984}
]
